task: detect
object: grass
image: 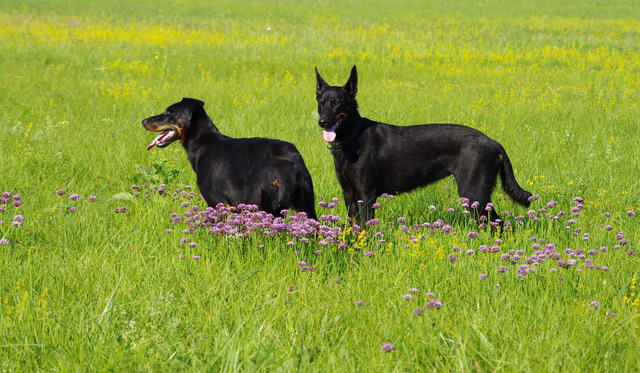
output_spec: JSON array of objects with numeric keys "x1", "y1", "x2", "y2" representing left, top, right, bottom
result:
[{"x1": 1, "y1": 0, "x2": 640, "y2": 371}]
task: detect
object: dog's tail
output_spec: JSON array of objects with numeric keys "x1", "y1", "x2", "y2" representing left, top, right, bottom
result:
[{"x1": 498, "y1": 145, "x2": 532, "y2": 207}]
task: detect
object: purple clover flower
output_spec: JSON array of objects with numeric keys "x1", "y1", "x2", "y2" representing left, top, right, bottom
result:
[
  {"x1": 69, "y1": 194, "x2": 81, "y2": 200},
  {"x1": 479, "y1": 273, "x2": 488, "y2": 280},
  {"x1": 426, "y1": 299, "x2": 444, "y2": 309},
  {"x1": 412, "y1": 308, "x2": 426, "y2": 316},
  {"x1": 381, "y1": 343, "x2": 396, "y2": 353},
  {"x1": 56, "y1": 189, "x2": 66, "y2": 195}
]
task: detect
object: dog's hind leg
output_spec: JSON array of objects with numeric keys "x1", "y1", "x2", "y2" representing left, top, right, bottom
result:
[
  {"x1": 454, "y1": 166, "x2": 498, "y2": 223},
  {"x1": 292, "y1": 173, "x2": 317, "y2": 220},
  {"x1": 272, "y1": 174, "x2": 296, "y2": 217}
]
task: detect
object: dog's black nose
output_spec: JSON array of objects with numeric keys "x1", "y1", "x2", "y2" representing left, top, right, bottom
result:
[
  {"x1": 318, "y1": 118, "x2": 328, "y2": 128},
  {"x1": 142, "y1": 119, "x2": 148, "y2": 126}
]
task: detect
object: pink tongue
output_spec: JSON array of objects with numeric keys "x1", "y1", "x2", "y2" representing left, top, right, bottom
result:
[
  {"x1": 146, "y1": 132, "x2": 167, "y2": 150},
  {"x1": 323, "y1": 129, "x2": 337, "y2": 143}
]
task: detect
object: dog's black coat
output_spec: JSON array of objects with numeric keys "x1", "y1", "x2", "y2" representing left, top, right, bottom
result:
[
  {"x1": 143, "y1": 98, "x2": 316, "y2": 219},
  {"x1": 315, "y1": 66, "x2": 532, "y2": 226}
]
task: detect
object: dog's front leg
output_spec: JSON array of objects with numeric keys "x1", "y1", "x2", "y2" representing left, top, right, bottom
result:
[
  {"x1": 341, "y1": 189, "x2": 360, "y2": 226},
  {"x1": 356, "y1": 197, "x2": 377, "y2": 228},
  {"x1": 344, "y1": 192, "x2": 376, "y2": 228}
]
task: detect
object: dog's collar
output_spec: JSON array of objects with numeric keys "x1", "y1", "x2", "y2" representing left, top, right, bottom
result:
[{"x1": 326, "y1": 120, "x2": 361, "y2": 149}]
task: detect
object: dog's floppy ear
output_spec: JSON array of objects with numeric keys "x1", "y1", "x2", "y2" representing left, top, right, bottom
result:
[
  {"x1": 315, "y1": 67, "x2": 328, "y2": 97},
  {"x1": 343, "y1": 65, "x2": 358, "y2": 100},
  {"x1": 182, "y1": 97, "x2": 204, "y2": 107},
  {"x1": 180, "y1": 97, "x2": 205, "y2": 116}
]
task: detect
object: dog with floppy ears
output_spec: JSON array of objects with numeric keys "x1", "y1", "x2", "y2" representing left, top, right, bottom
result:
[
  {"x1": 143, "y1": 98, "x2": 317, "y2": 219},
  {"x1": 315, "y1": 65, "x2": 532, "y2": 226}
]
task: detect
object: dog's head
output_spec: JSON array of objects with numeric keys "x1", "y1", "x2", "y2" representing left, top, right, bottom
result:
[
  {"x1": 315, "y1": 65, "x2": 359, "y2": 144},
  {"x1": 142, "y1": 98, "x2": 204, "y2": 150}
]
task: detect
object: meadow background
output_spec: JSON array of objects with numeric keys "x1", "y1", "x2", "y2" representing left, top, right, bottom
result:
[{"x1": 1, "y1": 0, "x2": 640, "y2": 371}]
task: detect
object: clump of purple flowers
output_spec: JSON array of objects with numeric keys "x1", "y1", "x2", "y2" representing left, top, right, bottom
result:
[
  {"x1": 426, "y1": 299, "x2": 444, "y2": 309},
  {"x1": 2, "y1": 192, "x2": 24, "y2": 211}
]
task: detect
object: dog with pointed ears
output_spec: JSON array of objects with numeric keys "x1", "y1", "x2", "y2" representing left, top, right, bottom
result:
[
  {"x1": 315, "y1": 65, "x2": 532, "y2": 226},
  {"x1": 143, "y1": 98, "x2": 317, "y2": 219}
]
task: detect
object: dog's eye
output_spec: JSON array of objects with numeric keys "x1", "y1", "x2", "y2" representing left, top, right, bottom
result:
[
  {"x1": 320, "y1": 99, "x2": 325, "y2": 105},
  {"x1": 331, "y1": 98, "x2": 338, "y2": 106}
]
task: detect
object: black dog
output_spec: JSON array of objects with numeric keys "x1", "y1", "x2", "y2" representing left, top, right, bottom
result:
[
  {"x1": 143, "y1": 98, "x2": 317, "y2": 219},
  {"x1": 315, "y1": 66, "x2": 532, "y2": 226}
]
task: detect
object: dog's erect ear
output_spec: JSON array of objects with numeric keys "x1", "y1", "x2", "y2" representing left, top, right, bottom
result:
[
  {"x1": 315, "y1": 67, "x2": 328, "y2": 97},
  {"x1": 343, "y1": 65, "x2": 358, "y2": 100}
]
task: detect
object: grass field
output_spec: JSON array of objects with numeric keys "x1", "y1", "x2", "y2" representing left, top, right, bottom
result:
[{"x1": 1, "y1": 0, "x2": 640, "y2": 371}]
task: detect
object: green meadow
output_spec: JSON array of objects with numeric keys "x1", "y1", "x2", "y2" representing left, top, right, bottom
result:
[{"x1": 1, "y1": 0, "x2": 639, "y2": 371}]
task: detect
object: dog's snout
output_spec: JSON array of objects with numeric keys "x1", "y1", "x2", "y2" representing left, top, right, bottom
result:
[
  {"x1": 318, "y1": 118, "x2": 329, "y2": 128},
  {"x1": 142, "y1": 119, "x2": 149, "y2": 126}
]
